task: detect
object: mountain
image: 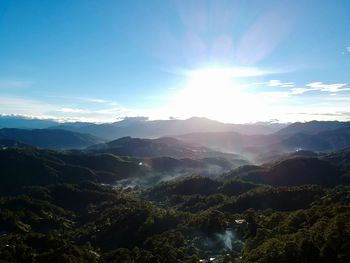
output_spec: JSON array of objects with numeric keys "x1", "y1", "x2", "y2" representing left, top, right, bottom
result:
[
  {"x1": 0, "y1": 147, "x2": 155, "y2": 195},
  {"x1": 276, "y1": 120, "x2": 350, "y2": 136},
  {"x1": 0, "y1": 148, "x2": 96, "y2": 195},
  {"x1": 0, "y1": 115, "x2": 93, "y2": 129},
  {"x1": 224, "y1": 156, "x2": 345, "y2": 187},
  {"x1": 0, "y1": 128, "x2": 103, "y2": 149},
  {"x1": 88, "y1": 136, "x2": 248, "y2": 166},
  {"x1": 283, "y1": 127, "x2": 350, "y2": 151},
  {"x1": 51, "y1": 117, "x2": 287, "y2": 140},
  {"x1": 177, "y1": 131, "x2": 287, "y2": 164},
  {"x1": 177, "y1": 131, "x2": 280, "y2": 152},
  {"x1": 177, "y1": 123, "x2": 350, "y2": 160},
  {"x1": 0, "y1": 115, "x2": 288, "y2": 140},
  {"x1": 0, "y1": 147, "x2": 246, "y2": 195},
  {"x1": 0, "y1": 115, "x2": 59, "y2": 129}
]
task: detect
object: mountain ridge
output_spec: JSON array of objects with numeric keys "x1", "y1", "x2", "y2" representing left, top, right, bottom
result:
[{"x1": 0, "y1": 128, "x2": 103, "y2": 149}]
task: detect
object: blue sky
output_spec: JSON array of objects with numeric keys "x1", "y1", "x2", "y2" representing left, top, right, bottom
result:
[{"x1": 0, "y1": 0, "x2": 350, "y2": 123}]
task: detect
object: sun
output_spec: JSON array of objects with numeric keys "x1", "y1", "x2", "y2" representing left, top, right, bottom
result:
[{"x1": 171, "y1": 67, "x2": 264, "y2": 123}]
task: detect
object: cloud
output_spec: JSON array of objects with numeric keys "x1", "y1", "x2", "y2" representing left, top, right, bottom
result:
[
  {"x1": 262, "y1": 82, "x2": 350, "y2": 97},
  {"x1": 289, "y1": 111, "x2": 350, "y2": 121},
  {"x1": 49, "y1": 95, "x2": 118, "y2": 106},
  {"x1": 347, "y1": 46, "x2": 350, "y2": 53},
  {"x1": 57, "y1": 108, "x2": 91, "y2": 114},
  {"x1": 306, "y1": 82, "x2": 349, "y2": 92},
  {"x1": 82, "y1": 98, "x2": 108, "y2": 103},
  {"x1": 297, "y1": 111, "x2": 350, "y2": 117},
  {"x1": 266, "y1": 79, "x2": 295, "y2": 87},
  {"x1": 290, "y1": 87, "x2": 311, "y2": 95},
  {"x1": 253, "y1": 79, "x2": 295, "y2": 88},
  {"x1": 79, "y1": 97, "x2": 119, "y2": 105}
]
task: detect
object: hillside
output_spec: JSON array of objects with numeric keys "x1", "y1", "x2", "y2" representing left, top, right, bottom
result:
[
  {"x1": 283, "y1": 127, "x2": 350, "y2": 151},
  {"x1": 0, "y1": 115, "x2": 58, "y2": 129},
  {"x1": 89, "y1": 136, "x2": 248, "y2": 167},
  {"x1": 224, "y1": 156, "x2": 345, "y2": 187},
  {"x1": 0, "y1": 139, "x2": 33, "y2": 149},
  {"x1": 276, "y1": 120, "x2": 350, "y2": 136},
  {"x1": 0, "y1": 128, "x2": 103, "y2": 149},
  {"x1": 0, "y1": 146, "x2": 350, "y2": 262},
  {"x1": 0, "y1": 148, "x2": 243, "y2": 196},
  {"x1": 0, "y1": 149, "x2": 97, "y2": 195},
  {"x1": 177, "y1": 123, "x2": 350, "y2": 159}
]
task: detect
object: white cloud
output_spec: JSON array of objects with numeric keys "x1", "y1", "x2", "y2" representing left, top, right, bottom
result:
[
  {"x1": 306, "y1": 82, "x2": 349, "y2": 92},
  {"x1": 80, "y1": 97, "x2": 110, "y2": 103},
  {"x1": 257, "y1": 80, "x2": 350, "y2": 100},
  {"x1": 49, "y1": 96, "x2": 118, "y2": 106},
  {"x1": 290, "y1": 87, "x2": 312, "y2": 95},
  {"x1": 57, "y1": 108, "x2": 91, "y2": 114},
  {"x1": 347, "y1": 46, "x2": 350, "y2": 53},
  {"x1": 266, "y1": 79, "x2": 295, "y2": 87}
]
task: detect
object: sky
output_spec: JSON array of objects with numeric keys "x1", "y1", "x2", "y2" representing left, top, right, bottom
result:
[{"x1": 0, "y1": 0, "x2": 350, "y2": 123}]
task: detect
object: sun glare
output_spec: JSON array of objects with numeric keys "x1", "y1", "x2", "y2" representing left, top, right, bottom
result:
[{"x1": 172, "y1": 68, "x2": 266, "y2": 123}]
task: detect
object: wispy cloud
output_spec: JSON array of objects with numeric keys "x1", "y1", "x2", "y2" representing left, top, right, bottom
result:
[
  {"x1": 79, "y1": 97, "x2": 119, "y2": 105},
  {"x1": 306, "y1": 82, "x2": 349, "y2": 93},
  {"x1": 288, "y1": 111, "x2": 350, "y2": 121},
  {"x1": 289, "y1": 87, "x2": 311, "y2": 95},
  {"x1": 82, "y1": 98, "x2": 108, "y2": 103},
  {"x1": 48, "y1": 95, "x2": 119, "y2": 106},
  {"x1": 347, "y1": 46, "x2": 350, "y2": 53},
  {"x1": 57, "y1": 108, "x2": 91, "y2": 114},
  {"x1": 253, "y1": 79, "x2": 295, "y2": 88},
  {"x1": 266, "y1": 79, "x2": 295, "y2": 87},
  {"x1": 261, "y1": 81, "x2": 349, "y2": 96}
]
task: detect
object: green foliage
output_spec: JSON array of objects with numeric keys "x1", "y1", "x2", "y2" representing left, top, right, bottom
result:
[{"x1": 1, "y1": 148, "x2": 350, "y2": 262}]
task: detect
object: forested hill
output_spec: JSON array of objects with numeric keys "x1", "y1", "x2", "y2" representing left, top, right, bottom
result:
[{"x1": 0, "y1": 146, "x2": 350, "y2": 262}]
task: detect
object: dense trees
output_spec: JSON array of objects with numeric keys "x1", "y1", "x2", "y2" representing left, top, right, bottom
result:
[{"x1": 1, "y1": 148, "x2": 350, "y2": 262}]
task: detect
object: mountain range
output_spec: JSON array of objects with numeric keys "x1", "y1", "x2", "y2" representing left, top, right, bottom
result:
[
  {"x1": 0, "y1": 128, "x2": 103, "y2": 149},
  {"x1": 1, "y1": 116, "x2": 350, "y2": 160},
  {"x1": 177, "y1": 122, "x2": 350, "y2": 162},
  {"x1": 0, "y1": 115, "x2": 287, "y2": 139}
]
